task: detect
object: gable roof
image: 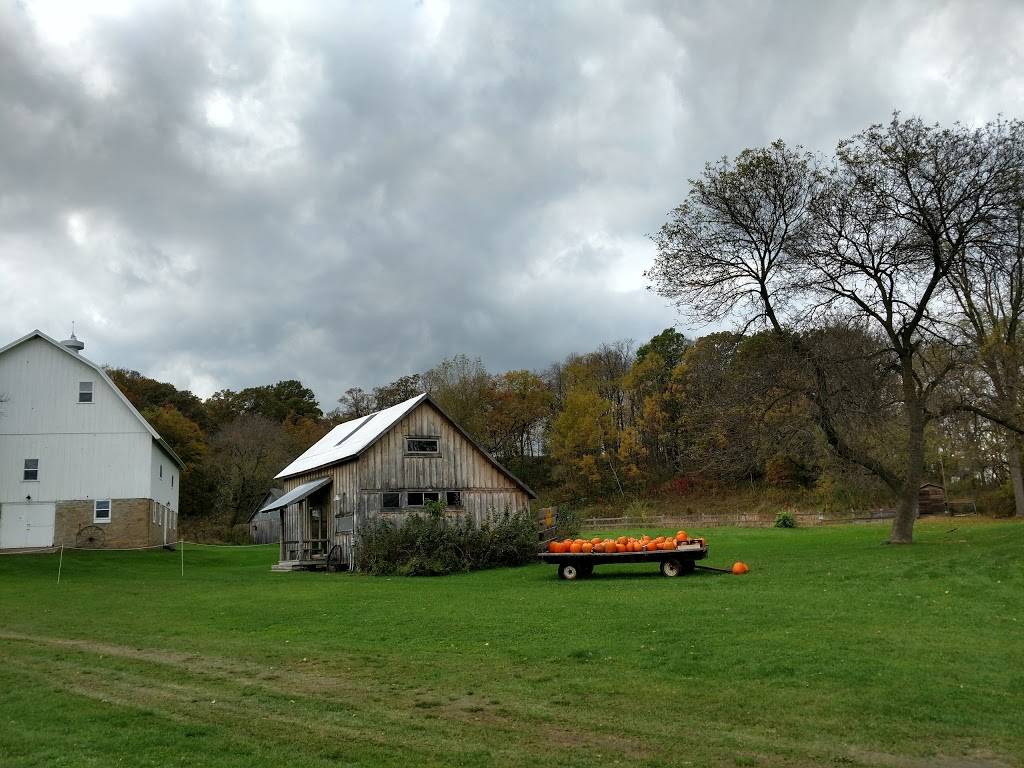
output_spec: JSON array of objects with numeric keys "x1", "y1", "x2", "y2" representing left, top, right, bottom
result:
[
  {"x1": 0, "y1": 330, "x2": 186, "y2": 469},
  {"x1": 275, "y1": 392, "x2": 537, "y2": 498},
  {"x1": 247, "y1": 487, "x2": 284, "y2": 522}
]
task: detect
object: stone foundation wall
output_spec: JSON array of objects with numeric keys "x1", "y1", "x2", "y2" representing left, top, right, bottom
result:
[{"x1": 54, "y1": 498, "x2": 174, "y2": 549}]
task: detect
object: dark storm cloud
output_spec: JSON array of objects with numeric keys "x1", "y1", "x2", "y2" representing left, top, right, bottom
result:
[{"x1": 1, "y1": 0, "x2": 1022, "y2": 404}]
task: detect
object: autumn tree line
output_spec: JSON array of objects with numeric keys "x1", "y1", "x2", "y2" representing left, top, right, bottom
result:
[{"x1": 110, "y1": 115, "x2": 1024, "y2": 544}]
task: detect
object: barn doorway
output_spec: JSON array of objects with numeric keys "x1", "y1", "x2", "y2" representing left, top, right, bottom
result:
[{"x1": 0, "y1": 502, "x2": 56, "y2": 549}]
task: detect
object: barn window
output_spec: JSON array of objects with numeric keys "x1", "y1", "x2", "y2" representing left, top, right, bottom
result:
[
  {"x1": 94, "y1": 499, "x2": 111, "y2": 523},
  {"x1": 406, "y1": 491, "x2": 424, "y2": 507},
  {"x1": 78, "y1": 381, "x2": 93, "y2": 403},
  {"x1": 382, "y1": 492, "x2": 400, "y2": 509},
  {"x1": 446, "y1": 490, "x2": 462, "y2": 508},
  {"x1": 23, "y1": 459, "x2": 38, "y2": 481},
  {"x1": 406, "y1": 437, "x2": 440, "y2": 455},
  {"x1": 423, "y1": 491, "x2": 440, "y2": 504}
]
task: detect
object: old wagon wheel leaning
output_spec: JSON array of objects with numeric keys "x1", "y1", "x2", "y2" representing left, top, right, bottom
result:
[
  {"x1": 75, "y1": 525, "x2": 106, "y2": 549},
  {"x1": 325, "y1": 544, "x2": 344, "y2": 572}
]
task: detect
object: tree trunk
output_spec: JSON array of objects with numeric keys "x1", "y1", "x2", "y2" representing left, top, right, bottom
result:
[
  {"x1": 890, "y1": 378, "x2": 925, "y2": 544},
  {"x1": 1008, "y1": 434, "x2": 1024, "y2": 517}
]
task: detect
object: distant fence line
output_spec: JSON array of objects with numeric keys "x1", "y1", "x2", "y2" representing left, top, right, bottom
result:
[{"x1": 537, "y1": 504, "x2": 977, "y2": 533}]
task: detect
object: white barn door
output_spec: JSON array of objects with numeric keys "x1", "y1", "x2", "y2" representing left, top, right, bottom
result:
[{"x1": 0, "y1": 503, "x2": 56, "y2": 549}]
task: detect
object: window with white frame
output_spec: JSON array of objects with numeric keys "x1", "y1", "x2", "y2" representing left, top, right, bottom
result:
[
  {"x1": 23, "y1": 459, "x2": 38, "y2": 481},
  {"x1": 78, "y1": 381, "x2": 93, "y2": 403},
  {"x1": 94, "y1": 499, "x2": 111, "y2": 523}
]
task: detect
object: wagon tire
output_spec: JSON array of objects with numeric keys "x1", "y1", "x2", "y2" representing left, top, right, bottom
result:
[
  {"x1": 660, "y1": 559, "x2": 683, "y2": 577},
  {"x1": 559, "y1": 563, "x2": 580, "y2": 581}
]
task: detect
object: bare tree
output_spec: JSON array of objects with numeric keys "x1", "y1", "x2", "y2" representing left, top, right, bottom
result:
[
  {"x1": 649, "y1": 117, "x2": 1023, "y2": 543},
  {"x1": 948, "y1": 190, "x2": 1024, "y2": 515},
  {"x1": 209, "y1": 415, "x2": 294, "y2": 527},
  {"x1": 336, "y1": 387, "x2": 376, "y2": 420}
]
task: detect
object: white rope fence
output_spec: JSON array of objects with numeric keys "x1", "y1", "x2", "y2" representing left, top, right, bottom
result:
[{"x1": 0, "y1": 539, "x2": 277, "y2": 583}]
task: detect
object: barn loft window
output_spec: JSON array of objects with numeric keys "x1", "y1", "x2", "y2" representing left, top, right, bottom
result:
[
  {"x1": 94, "y1": 499, "x2": 111, "y2": 523},
  {"x1": 406, "y1": 491, "x2": 440, "y2": 508},
  {"x1": 78, "y1": 381, "x2": 93, "y2": 403},
  {"x1": 382, "y1": 492, "x2": 400, "y2": 509},
  {"x1": 446, "y1": 490, "x2": 462, "y2": 508},
  {"x1": 405, "y1": 437, "x2": 440, "y2": 455},
  {"x1": 23, "y1": 459, "x2": 38, "y2": 481}
]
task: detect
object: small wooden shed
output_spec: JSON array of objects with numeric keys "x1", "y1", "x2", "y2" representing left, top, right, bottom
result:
[
  {"x1": 248, "y1": 489, "x2": 284, "y2": 543},
  {"x1": 258, "y1": 393, "x2": 536, "y2": 571},
  {"x1": 918, "y1": 483, "x2": 946, "y2": 516}
]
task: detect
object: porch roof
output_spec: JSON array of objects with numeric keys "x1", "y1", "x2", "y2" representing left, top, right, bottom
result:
[{"x1": 258, "y1": 477, "x2": 332, "y2": 513}]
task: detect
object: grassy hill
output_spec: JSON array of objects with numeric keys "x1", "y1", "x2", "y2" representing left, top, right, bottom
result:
[{"x1": 0, "y1": 519, "x2": 1021, "y2": 767}]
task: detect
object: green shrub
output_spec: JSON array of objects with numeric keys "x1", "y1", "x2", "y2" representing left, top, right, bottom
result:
[
  {"x1": 553, "y1": 505, "x2": 583, "y2": 537},
  {"x1": 774, "y1": 511, "x2": 797, "y2": 528},
  {"x1": 624, "y1": 498, "x2": 652, "y2": 521},
  {"x1": 354, "y1": 508, "x2": 538, "y2": 576}
]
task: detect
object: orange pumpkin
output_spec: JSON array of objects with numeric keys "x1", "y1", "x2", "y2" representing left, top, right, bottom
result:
[
  {"x1": 581, "y1": 542, "x2": 593, "y2": 553},
  {"x1": 547, "y1": 541, "x2": 559, "y2": 553},
  {"x1": 569, "y1": 542, "x2": 582, "y2": 554},
  {"x1": 676, "y1": 530, "x2": 688, "y2": 542},
  {"x1": 591, "y1": 537, "x2": 602, "y2": 545},
  {"x1": 731, "y1": 561, "x2": 750, "y2": 575}
]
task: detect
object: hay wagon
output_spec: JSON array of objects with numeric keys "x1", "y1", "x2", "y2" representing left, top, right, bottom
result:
[{"x1": 538, "y1": 540, "x2": 708, "y2": 580}]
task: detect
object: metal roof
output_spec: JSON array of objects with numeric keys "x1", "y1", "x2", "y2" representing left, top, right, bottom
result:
[
  {"x1": 273, "y1": 392, "x2": 537, "y2": 498},
  {"x1": 274, "y1": 393, "x2": 428, "y2": 479},
  {"x1": 0, "y1": 329, "x2": 186, "y2": 469},
  {"x1": 258, "y1": 477, "x2": 332, "y2": 513}
]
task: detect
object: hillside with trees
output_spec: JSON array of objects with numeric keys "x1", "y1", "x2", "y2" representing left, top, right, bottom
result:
[{"x1": 108, "y1": 115, "x2": 1024, "y2": 544}]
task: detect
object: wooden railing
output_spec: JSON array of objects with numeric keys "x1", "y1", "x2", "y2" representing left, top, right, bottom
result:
[{"x1": 283, "y1": 538, "x2": 331, "y2": 561}]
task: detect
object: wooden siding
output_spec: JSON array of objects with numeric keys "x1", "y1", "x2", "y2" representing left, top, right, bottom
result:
[
  {"x1": 279, "y1": 400, "x2": 530, "y2": 546},
  {"x1": 0, "y1": 335, "x2": 178, "y2": 511}
]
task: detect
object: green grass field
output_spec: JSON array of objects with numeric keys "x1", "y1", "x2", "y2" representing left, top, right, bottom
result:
[{"x1": 1, "y1": 519, "x2": 1021, "y2": 768}]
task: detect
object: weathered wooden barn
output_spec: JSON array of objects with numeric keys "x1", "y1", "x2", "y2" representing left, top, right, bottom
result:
[
  {"x1": 248, "y1": 488, "x2": 283, "y2": 543},
  {"x1": 259, "y1": 393, "x2": 535, "y2": 571},
  {"x1": 918, "y1": 483, "x2": 946, "y2": 515}
]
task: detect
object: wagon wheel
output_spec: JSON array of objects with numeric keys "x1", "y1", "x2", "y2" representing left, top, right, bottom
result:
[
  {"x1": 325, "y1": 545, "x2": 344, "y2": 572},
  {"x1": 76, "y1": 525, "x2": 105, "y2": 549},
  {"x1": 558, "y1": 563, "x2": 581, "y2": 581},
  {"x1": 660, "y1": 559, "x2": 683, "y2": 577}
]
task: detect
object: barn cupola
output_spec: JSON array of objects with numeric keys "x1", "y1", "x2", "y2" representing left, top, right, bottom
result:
[{"x1": 61, "y1": 328, "x2": 85, "y2": 353}]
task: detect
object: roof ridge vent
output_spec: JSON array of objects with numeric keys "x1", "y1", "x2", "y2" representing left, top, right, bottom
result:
[{"x1": 61, "y1": 323, "x2": 85, "y2": 353}]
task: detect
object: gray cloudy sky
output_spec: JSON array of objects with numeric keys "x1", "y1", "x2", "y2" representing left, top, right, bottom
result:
[{"x1": 2, "y1": 1, "x2": 1022, "y2": 406}]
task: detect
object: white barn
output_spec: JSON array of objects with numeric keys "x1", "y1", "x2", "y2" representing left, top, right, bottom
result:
[{"x1": 0, "y1": 330, "x2": 183, "y2": 551}]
